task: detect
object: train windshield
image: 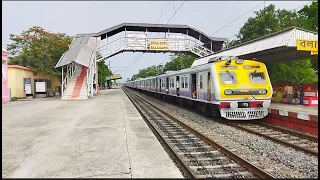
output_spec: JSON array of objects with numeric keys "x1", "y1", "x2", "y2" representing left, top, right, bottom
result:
[
  {"x1": 249, "y1": 71, "x2": 266, "y2": 84},
  {"x1": 220, "y1": 71, "x2": 237, "y2": 84}
]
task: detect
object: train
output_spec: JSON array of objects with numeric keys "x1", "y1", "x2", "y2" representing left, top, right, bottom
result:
[{"x1": 124, "y1": 56, "x2": 273, "y2": 120}]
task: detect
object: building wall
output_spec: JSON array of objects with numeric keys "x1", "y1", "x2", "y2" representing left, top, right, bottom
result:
[
  {"x1": 2, "y1": 49, "x2": 9, "y2": 103},
  {"x1": 8, "y1": 66, "x2": 61, "y2": 98},
  {"x1": 8, "y1": 67, "x2": 34, "y2": 98},
  {"x1": 34, "y1": 74, "x2": 61, "y2": 92}
]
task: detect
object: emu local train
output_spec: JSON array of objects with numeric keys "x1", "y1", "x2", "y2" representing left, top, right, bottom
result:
[{"x1": 124, "y1": 56, "x2": 273, "y2": 120}]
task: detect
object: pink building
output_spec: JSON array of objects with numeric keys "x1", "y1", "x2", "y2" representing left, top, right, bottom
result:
[{"x1": 2, "y1": 48, "x2": 9, "y2": 104}]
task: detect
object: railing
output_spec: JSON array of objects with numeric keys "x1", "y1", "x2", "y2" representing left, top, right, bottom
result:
[
  {"x1": 62, "y1": 63, "x2": 77, "y2": 96},
  {"x1": 271, "y1": 83, "x2": 318, "y2": 106},
  {"x1": 97, "y1": 37, "x2": 214, "y2": 61},
  {"x1": 86, "y1": 40, "x2": 99, "y2": 98}
]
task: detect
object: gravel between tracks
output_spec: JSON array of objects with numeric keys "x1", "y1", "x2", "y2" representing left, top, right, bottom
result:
[{"x1": 132, "y1": 91, "x2": 318, "y2": 178}]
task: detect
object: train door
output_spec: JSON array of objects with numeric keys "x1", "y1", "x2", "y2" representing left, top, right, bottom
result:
[
  {"x1": 207, "y1": 72, "x2": 211, "y2": 101},
  {"x1": 159, "y1": 79, "x2": 162, "y2": 92},
  {"x1": 166, "y1": 77, "x2": 169, "y2": 94},
  {"x1": 176, "y1": 76, "x2": 180, "y2": 96},
  {"x1": 191, "y1": 74, "x2": 197, "y2": 98}
]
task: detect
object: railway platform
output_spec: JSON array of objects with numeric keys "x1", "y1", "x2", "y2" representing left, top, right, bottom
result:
[
  {"x1": 2, "y1": 88, "x2": 182, "y2": 178},
  {"x1": 265, "y1": 103, "x2": 318, "y2": 135}
]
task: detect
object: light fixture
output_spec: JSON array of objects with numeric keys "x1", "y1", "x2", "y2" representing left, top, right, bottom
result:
[
  {"x1": 225, "y1": 59, "x2": 232, "y2": 65},
  {"x1": 236, "y1": 59, "x2": 244, "y2": 64},
  {"x1": 258, "y1": 89, "x2": 267, "y2": 94},
  {"x1": 224, "y1": 89, "x2": 233, "y2": 95}
]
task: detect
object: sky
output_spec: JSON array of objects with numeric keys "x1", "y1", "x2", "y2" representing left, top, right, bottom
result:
[{"x1": 2, "y1": 1, "x2": 311, "y2": 82}]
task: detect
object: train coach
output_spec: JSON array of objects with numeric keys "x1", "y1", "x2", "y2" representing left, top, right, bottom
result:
[{"x1": 124, "y1": 56, "x2": 273, "y2": 120}]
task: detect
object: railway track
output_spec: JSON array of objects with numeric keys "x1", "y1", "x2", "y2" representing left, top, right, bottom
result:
[
  {"x1": 123, "y1": 88, "x2": 274, "y2": 178},
  {"x1": 225, "y1": 122, "x2": 318, "y2": 157}
]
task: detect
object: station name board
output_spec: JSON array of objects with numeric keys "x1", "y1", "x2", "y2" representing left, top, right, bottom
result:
[
  {"x1": 296, "y1": 39, "x2": 318, "y2": 52},
  {"x1": 111, "y1": 74, "x2": 122, "y2": 79},
  {"x1": 148, "y1": 40, "x2": 168, "y2": 51},
  {"x1": 106, "y1": 74, "x2": 122, "y2": 80}
]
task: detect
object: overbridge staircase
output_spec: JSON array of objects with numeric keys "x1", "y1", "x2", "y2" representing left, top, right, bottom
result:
[
  {"x1": 62, "y1": 65, "x2": 88, "y2": 100},
  {"x1": 189, "y1": 44, "x2": 213, "y2": 57}
]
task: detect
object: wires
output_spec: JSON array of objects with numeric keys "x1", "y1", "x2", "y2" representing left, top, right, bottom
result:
[
  {"x1": 132, "y1": 1, "x2": 171, "y2": 65},
  {"x1": 202, "y1": 1, "x2": 264, "y2": 46},
  {"x1": 226, "y1": 1, "x2": 314, "y2": 43},
  {"x1": 133, "y1": 0, "x2": 186, "y2": 65},
  {"x1": 293, "y1": 1, "x2": 312, "y2": 11},
  {"x1": 155, "y1": 1, "x2": 186, "y2": 39}
]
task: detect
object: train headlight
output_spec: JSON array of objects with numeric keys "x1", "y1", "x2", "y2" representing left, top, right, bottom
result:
[
  {"x1": 236, "y1": 59, "x2": 244, "y2": 64},
  {"x1": 224, "y1": 89, "x2": 233, "y2": 95},
  {"x1": 258, "y1": 89, "x2": 267, "y2": 94}
]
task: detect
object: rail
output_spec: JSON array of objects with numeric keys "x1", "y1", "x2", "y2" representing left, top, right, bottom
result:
[
  {"x1": 225, "y1": 122, "x2": 318, "y2": 157},
  {"x1": 123, "y1": 87, "x2": 274, "y2": 178}
]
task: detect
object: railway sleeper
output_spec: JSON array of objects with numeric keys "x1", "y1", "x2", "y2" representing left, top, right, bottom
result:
[
  {"x1": 190, "y1": 163, "x2": 241, "y2": 170},
  {"x1": 188, "y1": 157, "x2": 227, "y2": 162},
  {"x1": 206, "y1": 171, "x2": 254, "y2": 178},
  {"x1": 169, "y1": 137, "x2": 199, "y2": 141},
  {"x1": 174, "y1": 146, "x2": 211, "y2": 150},
  {"x1": 178, "y1": 150, "x2": 219, "y2": 155}
]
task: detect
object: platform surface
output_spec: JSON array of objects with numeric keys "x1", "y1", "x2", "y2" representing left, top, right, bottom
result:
[
  {"x1": 270, "y1": 103, "x2": 318, "y2": 116},
  {"x1": 2, "y1": 88, "x2": 182, "y2": 178}
]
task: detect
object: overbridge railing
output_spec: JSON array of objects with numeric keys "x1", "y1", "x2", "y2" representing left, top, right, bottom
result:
[{"x1": 97, "y1": 37, "x2": 214, "y2": 61}]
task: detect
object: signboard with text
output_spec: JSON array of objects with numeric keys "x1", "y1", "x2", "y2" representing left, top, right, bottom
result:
[
  {"x1": 111, "y1": 74, "x2": 122, "y2": 79},
  {"x1": 148, "y1": 40, "x2": 168, "y2": 51},
  {"x1": 106, "y1": 74, "x2": 122, "y2": 80},
  {"x1": 296, "y1": 39, "x2": 318, "y2": 52}
]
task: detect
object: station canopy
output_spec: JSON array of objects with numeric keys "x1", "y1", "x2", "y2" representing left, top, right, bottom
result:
[{"x1": 192, "y1": 27, "x2": 318, "y2": 67}]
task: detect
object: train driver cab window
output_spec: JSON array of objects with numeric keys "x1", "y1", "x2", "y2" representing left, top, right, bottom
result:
[
  {"x1": 220, "y1": 71, "x2": 237, "y2": 84},
  {"x1": 249, "y1": 72, "x2": 266, "y2": 84}
]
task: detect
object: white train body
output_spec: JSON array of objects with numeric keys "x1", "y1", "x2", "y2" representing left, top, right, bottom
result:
[{"x1": 124, "y1": 57, "x2": 273, "y2": 120}]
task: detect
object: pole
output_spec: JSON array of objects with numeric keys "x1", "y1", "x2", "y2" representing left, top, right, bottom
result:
[
  {"x1": 61, "y1": 67, "x2": 64, "y2": 98},
  {"x1": 100, "y1": 70, "x2": 102, "y2": 89}
]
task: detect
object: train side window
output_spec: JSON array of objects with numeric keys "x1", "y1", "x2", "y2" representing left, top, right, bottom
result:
[
  {"x1": 220, "y1": 72, "x2": 237, "y2": 84},
  {"x1": 200, "y1": 75, "x2": 203, "y2": 89},
  {"x1": 185, "y1": 77, "x2": 189, "y2": 88},
  {"x1": 181, "y1": 77, "x2": 185, "y2": 88},
  {"x1": 249, "y1": 72, "x2": 266, "y2": 84}
]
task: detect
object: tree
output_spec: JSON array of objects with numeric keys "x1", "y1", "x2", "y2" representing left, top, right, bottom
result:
[
  {"x1": 298, "y1": 1, "x2": 318, "y2": 32},
  {"x1": 227, "y1": 3, "x2": 318, "y2": 83},
  {"x1": 7, "y1": 26, "x2": 72, "y2": 77},
  {"x1": 269, "y1": 59, "x2": 318, "y2": 84},
  {"x1": 131, "y1": 65, "x2": 163, "y2": 80},
  {"x1": 130, "y1": 53, "x2": 197, "y2": 80},
  {"x1": 96, "y1": 52, "x2": 113, "y2": 86},
  {"x1": 98, "y1": 61, "x2": 112, "y2": 86},
  {"x1": 230, "y1": 4, "x2": 302, "y2": 46},
  {"x1": 165, "y1": 53, "x2": 196, "y2": 71}
]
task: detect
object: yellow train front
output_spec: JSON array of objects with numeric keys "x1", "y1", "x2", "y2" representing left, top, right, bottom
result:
[{"x1": 211, "y1": 57, "x2": 273, "y2": 120}]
